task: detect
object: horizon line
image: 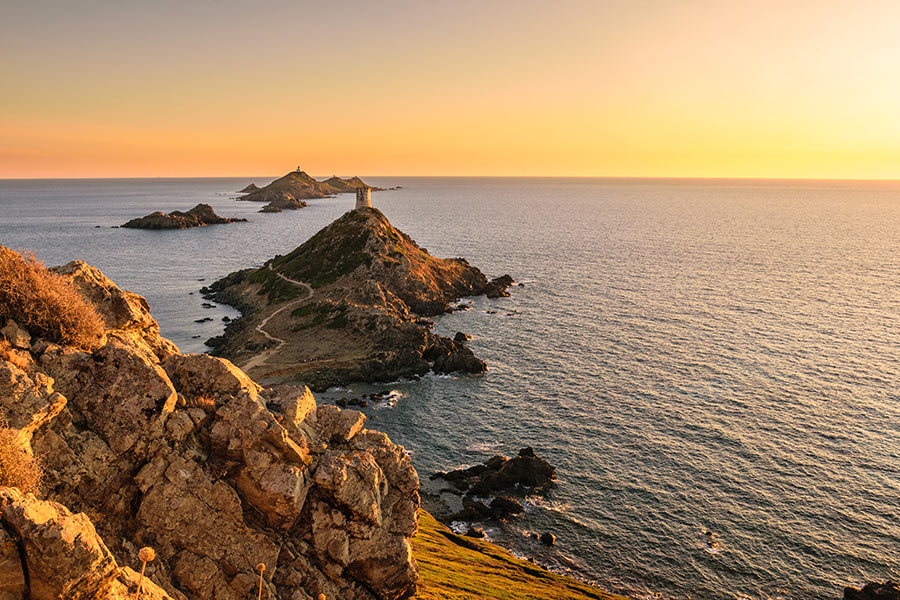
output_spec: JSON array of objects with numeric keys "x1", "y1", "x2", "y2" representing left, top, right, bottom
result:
[{"x1": 5, "y1": 174, "x2": 900, "y2": 183}]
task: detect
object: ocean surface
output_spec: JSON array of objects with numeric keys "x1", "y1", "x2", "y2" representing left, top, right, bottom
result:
[{"x1": 1, "y1": 176, "x2": 899, "y2": 600}]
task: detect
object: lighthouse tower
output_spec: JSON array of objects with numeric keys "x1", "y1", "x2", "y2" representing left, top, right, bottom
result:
[{"x1": 355, "y1": 186, "x2": 372, "y2": 209}]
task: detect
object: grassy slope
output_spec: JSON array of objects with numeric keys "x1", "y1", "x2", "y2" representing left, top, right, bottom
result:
[{"x1": 413, "y1": 510, "x2": 630, "y2": 600}]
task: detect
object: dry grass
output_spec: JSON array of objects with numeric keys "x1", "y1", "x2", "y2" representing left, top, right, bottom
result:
[
  {"x1": 183, "y1": 395, "x2": 217, "y2": 412},
  {"x1": 0, "y1": 419, "x2": 42, "y2": 494},
  {"x1": 0, "y1": 246, "x2": 104, "y2": 351}
]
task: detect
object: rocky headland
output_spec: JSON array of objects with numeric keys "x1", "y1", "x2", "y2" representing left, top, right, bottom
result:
[
  {"x1": 237, "y1": 171, "x2": 380, "y2": 213},
  {"x1": 122, "y1": 203, "x2": 247, "y2": 230},
  {"x1": 0, "y1": 246, "x2": 626, "y2": 600},
  {"x1": 202, "y1": 207, "x2": 513, "y2": 390}
]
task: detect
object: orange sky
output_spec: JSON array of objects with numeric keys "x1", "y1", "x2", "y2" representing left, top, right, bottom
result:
[{"x1": 3, "y1": 0, "x2": 900, "y2": 178}]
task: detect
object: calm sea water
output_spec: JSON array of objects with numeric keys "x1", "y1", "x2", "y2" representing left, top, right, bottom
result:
[{"x1": 1, "y1": 177, "x2": 898, "y2": 600}]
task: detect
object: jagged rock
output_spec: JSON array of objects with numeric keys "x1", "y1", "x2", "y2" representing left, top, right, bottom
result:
[
  {"x1": 483, "y1": 274, "x2": 514, "y2": 298},
  {"x1": 0, "y1": 487, "x2": 173, "y2": 600},
  {"x1": 50, "y1": 261, "x2": 178, "y2": 360},
  {"x1": 489, "y1": 496, "x2": 525, "y2": 520},
  {"x1": 121, "y1": 203, "x2": 247, "y2": 229},
  {"x1": 453, "y1": 331, "x2": 471, "y2": 344},
  {"x1": 540, "y1": 532, "x2": 556, "y2": 546},
  {"x1": 433, "y1": 447, "x2": 556, "y2": 497},
  {"x1": 845, "y1": 581, "x2": 900, "y2": 600},
  {"x1": 163, "y1": 353, "x2": 261, "y2": 403},
  {"x1": 238, "y1": 183, "x2": 260, "y2": 193},
  {"x1": 0, "y1": 520, "x2": 26, "y2": 599},
  {"x1": 1, "y1": 320, "x2": 31, "y2": 350}
]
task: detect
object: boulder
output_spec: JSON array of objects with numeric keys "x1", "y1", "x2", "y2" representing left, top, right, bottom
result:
[
  {"x1": 489, "y1": 496, "x2": 525, "y2": 520},
  {"x1": 540, "y1": 532, "x2": 556, "y2": 546}
]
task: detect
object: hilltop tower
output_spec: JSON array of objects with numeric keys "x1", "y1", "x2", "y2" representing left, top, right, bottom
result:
[{"x1": 355, "y1": 186, "x2": 372, "y2": 209}]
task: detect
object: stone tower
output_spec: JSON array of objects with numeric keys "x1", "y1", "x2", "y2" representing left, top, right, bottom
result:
[{"x1": 355, "y1": 186, "x2": 372, "y2": 209}]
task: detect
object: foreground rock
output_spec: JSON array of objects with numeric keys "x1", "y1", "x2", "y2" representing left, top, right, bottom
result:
[
  {"x1": 203, "y1": 207, "x2": 514, "y2": 389},
  {"x1": 845, "y1": 582, "x2": 900, "y2": 600},
  {"x1": 122, "y1": 203, "x2": 247, "y2": 229},
  {"x1": 0, "y1": 256, "x2": 419, "y2": 599},
  {"x1": 0, "y1": 487, "x2": 174, "y2": 600}
]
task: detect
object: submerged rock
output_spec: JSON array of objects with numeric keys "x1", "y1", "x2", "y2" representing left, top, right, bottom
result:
[{"x1": 122, "y1": 203, "x2": 247, "y2": 229}]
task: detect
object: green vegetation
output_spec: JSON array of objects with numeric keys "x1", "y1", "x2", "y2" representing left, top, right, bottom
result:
[
  {"x1": 290, "y1": 301, "x2": 349, "y2": 331},
  {"x1": 272, "y1": 211, "x2": 375, "y2": 288},
  {"x1": 412, "y1": 510, "x2": 628, "y2": 600},
  {"x1": 248, "y1": 267, "x2": 304, "y2": 304},
  {"x1": 0, "y1": 246, "x2": 104, "y2": 351}
]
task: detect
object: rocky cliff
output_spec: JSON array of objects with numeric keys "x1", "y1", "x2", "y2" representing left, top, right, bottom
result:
[
  {"x1": 0, "y1": 253, "x2": 419, "y2": 599},
  {"x1": 122, "y1": 204, "x2": 247, "y2": 229},
  {"x1": 203, "y1": 208, "x2": 513, "y2": 390}
]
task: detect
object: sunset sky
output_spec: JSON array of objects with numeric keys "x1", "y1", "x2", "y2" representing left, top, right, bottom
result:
[{"x1": 3, "y1": 0, "x2": 900, "y2": 178}]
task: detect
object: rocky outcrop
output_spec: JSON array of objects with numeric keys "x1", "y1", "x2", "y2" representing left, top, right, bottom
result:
[
  {"x1": 0, "y1": 258, "x2": 420, "y2": 600},
  {"x1": 122, "y1": 204, "x2": 247, "y2": 229},
  {"x1": 238, "y1": 172, "x2": 382, "y2": 213},
  {"x1": 322, "y1": 176, "x2": 384, "y2": 194},
  {"x1": 845, "y1": 582, "x2": 900, "y2": 600},
  {"x1": 204, "y1": 208, "x2": 514, "y2": 389},
  {"x1": 238, "y1": 183, "x2": 260, "y2": 193},
  {"x1": 431, "y1": 447, "x2": 555, "y2": 522},
  {"x1": 0, "y1": 487, "x2": 173, "y2": 600}
]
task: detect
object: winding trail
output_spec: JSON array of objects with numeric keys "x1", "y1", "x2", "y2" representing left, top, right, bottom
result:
[{"x1": 240, "y1": 267, "x2": 313, "y2": 372}]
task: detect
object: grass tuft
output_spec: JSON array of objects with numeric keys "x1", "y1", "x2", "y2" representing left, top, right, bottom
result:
[{"x1": 0, "y1": 247, "x2": 104, "y2": 351}]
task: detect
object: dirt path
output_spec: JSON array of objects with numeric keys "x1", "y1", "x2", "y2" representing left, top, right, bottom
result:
[{"x1": 240, "y1": 268, "x2": 314, "y2": 372}]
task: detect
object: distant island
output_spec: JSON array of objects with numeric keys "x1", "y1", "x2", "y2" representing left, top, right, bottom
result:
[
  {"x1": 237, "y1": 170, "x2": 383, "y2": 213},
  {"x1": 122, "y1": 203, "x2": 247, "y2": 229},
  {"x1": 203, "y1": 206, "x2": 512, "y2": 390}
]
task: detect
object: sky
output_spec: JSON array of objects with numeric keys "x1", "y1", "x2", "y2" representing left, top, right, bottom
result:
[{"x1": 3, "y1": 0, "x2": 900, "y2": 178}]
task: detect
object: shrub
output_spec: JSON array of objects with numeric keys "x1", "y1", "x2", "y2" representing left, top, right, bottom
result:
[
  {"x1": 0, "y1": 246, "x2": 104, "y2": 351},
  {"x1": 0, "y1": 419, "x2": 42, "y2": 494}
]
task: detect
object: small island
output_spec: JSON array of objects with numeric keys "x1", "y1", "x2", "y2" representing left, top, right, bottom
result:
[
  {"x1": 121, "y1": 203, "x2": 247, "y2": 229},
  {"x1": 237, "y1": 169, "x2": 382, "y2": 212},
  {"x1": 203, "y1": 206, "x2": 512, "y2": 390}
]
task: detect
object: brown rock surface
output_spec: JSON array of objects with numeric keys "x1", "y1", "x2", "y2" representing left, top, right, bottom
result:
[{"x1": 0, "y1": 259, "x2": 420, "y2": 599}]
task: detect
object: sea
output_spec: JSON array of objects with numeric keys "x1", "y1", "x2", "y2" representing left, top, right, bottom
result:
[{"x1": 1, "y1": 176, "x2": 898, "y2": 600}]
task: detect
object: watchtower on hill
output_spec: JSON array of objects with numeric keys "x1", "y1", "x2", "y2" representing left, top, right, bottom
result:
[{"x1": 355, "y1": 186, "x2": 372, "y2": 209}]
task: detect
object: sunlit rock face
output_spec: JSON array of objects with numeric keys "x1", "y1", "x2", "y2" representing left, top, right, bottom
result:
[{"x1": 0, "y1": 258, "x2": 420, "y2": 600}]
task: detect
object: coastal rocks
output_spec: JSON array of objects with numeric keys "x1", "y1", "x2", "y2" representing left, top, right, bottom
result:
[
  {"x1": 0, "y1": 257, "x2": 420, "y2": 600},
  {"x1": 205, "y1": 207, "x2": 514, "y2": 389},
  {"x1": 238, "y1": 183, "x2": 260, "y2": 193},
  {"x1": 540, "y1": 532, "x2": 557, "y2": 546},
  {"x1": 432, "y1": 447, "x2": 556, "y2": 497},
  {"x1": 121, "y1": 203, "x2": 247, "y2": 229},
  {"x1": 483, "y1": 274, "x2": 515, "y2": 298},
  {"x1": 845, "y1": 582, "x2": 900, "y2": 600},
  {"x1": 430, "y1": 448, "x2": 555, "y2": 524}
]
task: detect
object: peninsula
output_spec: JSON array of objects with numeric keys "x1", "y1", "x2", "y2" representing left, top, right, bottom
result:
[
  {"x1": 122, "y1": 203, "x2": 247, "y2": 229},
  {"x1": 203, "y1": 207, "x2": 513, "y2": 390}
]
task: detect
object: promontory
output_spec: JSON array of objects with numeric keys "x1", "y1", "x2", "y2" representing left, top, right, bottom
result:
[{"x1": 203, "y1": 206, "x2": 513, "y2": 390}]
